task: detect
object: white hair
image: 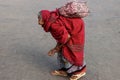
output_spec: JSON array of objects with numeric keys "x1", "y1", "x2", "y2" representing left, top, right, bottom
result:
[{"x1": 38, "y1": 11, "x2": 42, "y2": 19}]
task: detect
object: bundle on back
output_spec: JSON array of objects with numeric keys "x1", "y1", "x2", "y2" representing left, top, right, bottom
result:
[{"x1": 58, "y1": 0, "x2": 89, "y2": 18}]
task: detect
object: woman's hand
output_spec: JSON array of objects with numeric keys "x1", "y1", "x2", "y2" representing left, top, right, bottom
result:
[
  {"x1": 48, "y1": 47, "x2": 61, "y2": 56},
  {"x1": 48, "y1": 48, "x2": 57, "y2": 56}
]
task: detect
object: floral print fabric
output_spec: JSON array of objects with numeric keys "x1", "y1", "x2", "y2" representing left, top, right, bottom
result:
[{"x1": 58, "y1": 0, "x2": 89, "y2": 18}]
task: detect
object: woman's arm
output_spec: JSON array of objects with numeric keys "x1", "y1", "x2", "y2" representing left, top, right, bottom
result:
[
  {"x1": 55, "y1": 34, "x2": 70, "y2": 49},
  {"x1": 48, "y1": 34, "x2": 70, "y2": 56}
]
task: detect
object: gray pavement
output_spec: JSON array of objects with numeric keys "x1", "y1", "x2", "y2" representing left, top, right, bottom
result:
[{"x1": 0, "y1": 0, "x2": 120, "y2": 80}]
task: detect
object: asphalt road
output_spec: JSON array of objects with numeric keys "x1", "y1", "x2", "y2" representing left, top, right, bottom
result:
[{"x1": 0, "y1": 0, "x2": 120, "y2": 80}]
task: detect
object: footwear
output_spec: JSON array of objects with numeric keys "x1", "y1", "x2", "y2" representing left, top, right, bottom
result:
[
  {"x1": 51, "y1": 70, "x2": 67, "y2": 76},
  {"x1": 69, "y1": 66, "x2": 86, "y2": 80},
  {"x1": 69, "y1": 72, "x2": 86, "y2": 80}
]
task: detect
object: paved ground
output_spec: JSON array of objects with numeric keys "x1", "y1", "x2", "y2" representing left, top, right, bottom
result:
[{"x1": 0, "y1": 0, "x2": 120, "y2": 80}]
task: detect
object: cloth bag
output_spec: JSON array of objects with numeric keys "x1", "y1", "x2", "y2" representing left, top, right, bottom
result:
[{"x1": 58, "y1": 0, "x2": 89, "y2": 18}]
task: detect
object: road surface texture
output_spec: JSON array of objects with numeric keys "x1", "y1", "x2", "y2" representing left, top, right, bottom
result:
[{"x1": 0, "y1": 0, "x2": 120, "y2": 80}]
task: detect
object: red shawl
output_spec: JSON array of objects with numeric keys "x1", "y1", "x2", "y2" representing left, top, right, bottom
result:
[{"x1": 40, "y1": 10, "x2": 85, "y2": 66}]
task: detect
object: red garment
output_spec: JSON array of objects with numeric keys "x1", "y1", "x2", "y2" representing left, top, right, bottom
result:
[{"x1": 40, "y1": 10, "x2": 85, "y2": 66}]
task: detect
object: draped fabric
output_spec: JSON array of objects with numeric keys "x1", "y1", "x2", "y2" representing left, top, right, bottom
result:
[
  {"x1": 40, "y1": 10, "x2": 85, "y2": 66},
  {"x1": 57, "y1": 51, "x2": 86, "y2": 74}
]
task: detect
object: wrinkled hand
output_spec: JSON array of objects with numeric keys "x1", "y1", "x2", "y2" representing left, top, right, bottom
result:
[
  {"x1": 48, "y1": 49, "x2": 57, "y2": 56},
  {"x1": 48, "y1": 47, "x2": 61, "y2": 56}
]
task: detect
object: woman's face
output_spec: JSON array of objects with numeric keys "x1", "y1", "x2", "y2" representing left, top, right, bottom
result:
[{"x1": 38, "y1": 17, "x2": 44, "y2": 26}]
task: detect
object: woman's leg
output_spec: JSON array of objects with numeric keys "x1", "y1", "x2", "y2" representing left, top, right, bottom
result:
[
  {"x1": 51, "y1": 52, "x2": 86, "y2": 79},
  {"x1": 69, "y1": 66, "x2": 86, "y2": 80},
  {"x1": 62, "y1": 57, "x2": 86, "y2": 80},
  {"x1": 67, "y1": 62, "x2": 86, "y2": 80},
  {"x1": 51, "y1": 52, "x2": 67, "y2": 76}
]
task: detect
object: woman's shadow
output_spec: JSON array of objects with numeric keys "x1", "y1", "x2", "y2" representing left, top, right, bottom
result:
[{"x1": 16, "y1": 44, "x2": 58, "y2": 73}]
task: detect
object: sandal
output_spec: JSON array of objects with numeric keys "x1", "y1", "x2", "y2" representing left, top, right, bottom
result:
[
  {"x1": 51, "y1": 70, "x2": 67, "y2": 76},
  {"x1": 69, "y1": 72, "x2": 86, "y2": 80},
  {"x1": 69, "y1": 66, "x2": 86, "y2": 80}
]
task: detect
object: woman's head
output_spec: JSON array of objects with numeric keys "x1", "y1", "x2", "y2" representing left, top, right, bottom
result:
[{"x1": 38, "y1": 10, "x2": 51, "y2": 26}]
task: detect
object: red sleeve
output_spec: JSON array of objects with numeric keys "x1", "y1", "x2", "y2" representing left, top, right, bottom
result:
[{"x1": 50, "y1": 23, "x2": 68, "y2": 44}]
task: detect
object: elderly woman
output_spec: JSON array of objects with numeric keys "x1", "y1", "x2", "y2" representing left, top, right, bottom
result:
[{"x1": 38, "y1": 9, "x2": 86, "y2": 80}]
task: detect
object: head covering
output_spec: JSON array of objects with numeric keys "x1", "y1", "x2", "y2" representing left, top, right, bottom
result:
[
  {"x1": 40, "y1": 10, "x2": 50, "y2": 23},
  {"x1": 40, "y1": 10, "x2": 51, "y2": 32},
  {"x1": 40, "y1": 10, "x2": 59, "y2": 32}
]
